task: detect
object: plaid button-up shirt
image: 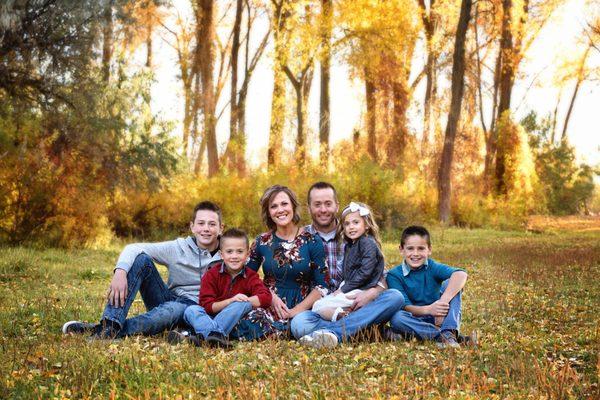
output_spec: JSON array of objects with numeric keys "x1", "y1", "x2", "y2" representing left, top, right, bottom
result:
[{"x1": 305, "y1": 224, "x2": 344, "y2": 291}]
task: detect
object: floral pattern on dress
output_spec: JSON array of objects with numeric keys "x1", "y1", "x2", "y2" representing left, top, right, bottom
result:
[{"x1": 238, "y1": 229, "x2": 329, "y2": 340}]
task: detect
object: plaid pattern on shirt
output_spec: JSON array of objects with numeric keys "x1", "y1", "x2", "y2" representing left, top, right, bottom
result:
[{"x1": 305, "y1": 224, "x2": 344, "y2": 291}]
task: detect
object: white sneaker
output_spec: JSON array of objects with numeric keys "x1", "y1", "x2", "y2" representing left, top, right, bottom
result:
[
  {"x1": 62, "y1": 320, "x2": 96, "y2": 335},
  {"x1": 299, "y1": 330, "x2": 338, "y2": 348}
]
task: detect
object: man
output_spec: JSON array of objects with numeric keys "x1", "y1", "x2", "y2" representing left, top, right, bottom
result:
[
  {"x1": 62, "y1": 201, "x2": 223, "y2": 339},
  {"x1": 292, "y1": 182, "x2": 405, "y2": 347}
]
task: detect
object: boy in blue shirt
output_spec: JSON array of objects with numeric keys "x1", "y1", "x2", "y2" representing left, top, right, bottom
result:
[{"x1": 386, "y1": 226, "x2": 470, "y2": 348}]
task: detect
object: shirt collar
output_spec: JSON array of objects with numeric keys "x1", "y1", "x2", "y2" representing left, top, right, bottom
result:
[
  {"x1": 219, "y1": 262, "x2": 246, "y2": 278},
  {"x1": 401, "y1": 259, "x2": 429, "y2": 276},
  {"x1": 306, "y1": 224, "x2": 337, "y2": 242}
]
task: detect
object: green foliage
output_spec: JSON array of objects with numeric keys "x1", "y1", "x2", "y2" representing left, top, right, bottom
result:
[
  {"x1": 0, "y1": 2, "x2": 179, "y2": 247},
  {"x1": 521, "y1": 111, "x2": 598, "y2": 215}
]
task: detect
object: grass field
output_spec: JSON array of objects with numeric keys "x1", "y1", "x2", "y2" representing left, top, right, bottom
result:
[{"x1": 1, "y1": 219, "x2": 599, "y2": 399}]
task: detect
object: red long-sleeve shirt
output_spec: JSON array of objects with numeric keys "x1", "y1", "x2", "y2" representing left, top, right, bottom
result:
[{"x1": 199, "y1": 262, "x2": 272, "y2": 315}]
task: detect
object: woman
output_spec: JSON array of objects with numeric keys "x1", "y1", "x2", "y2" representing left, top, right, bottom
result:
[{"x1": 231, "y1": 185, "x2": 329, "y2": 340}]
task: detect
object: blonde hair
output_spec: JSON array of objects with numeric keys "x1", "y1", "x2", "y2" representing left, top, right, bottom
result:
[{"x1": 337, "y1": 202, "x2": 382, "y2": 248}]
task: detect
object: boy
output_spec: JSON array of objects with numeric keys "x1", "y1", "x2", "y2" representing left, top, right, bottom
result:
[
  {"x1": 62, "y1": 201, "x2": 223, "y2": 339},
  {"x1": 168, "y1": 228, "x2": 272, "y2": 348},
  {"x1": 387, "y1": 226, "x2": 470, "y2": 348}
]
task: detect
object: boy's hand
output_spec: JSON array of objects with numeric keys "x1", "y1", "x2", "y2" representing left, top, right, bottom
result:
[
  {"x1": 428, "y1": 300, "x2": 449, "y2": 317},
  {"x1": 107, "y1": 269, "x2": 128, "y2": 308},
  {"x1": 230, "y1": 293, "x2": 249, "y2": 303},
  {"x1": 434, "y1": 316, "x2": 444, "y2": 327}
]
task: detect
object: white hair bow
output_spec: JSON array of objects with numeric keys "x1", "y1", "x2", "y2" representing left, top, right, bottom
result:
[{"x1": 344, "y1": 202, "x2": 370, "y2": 217}]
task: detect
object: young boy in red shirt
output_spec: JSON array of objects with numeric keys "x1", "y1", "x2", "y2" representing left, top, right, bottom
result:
[{"x1": 168, "y1": 228, "x2": 271, "y2": 348}]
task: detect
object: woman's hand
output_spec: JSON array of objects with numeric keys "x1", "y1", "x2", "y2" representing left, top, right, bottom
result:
[
  {"x1": 271, "y1": 293, "x2": 290, "y2": 320},
  {"x1": 107, "y1": 269, "x2": 128, "y2": 308}
]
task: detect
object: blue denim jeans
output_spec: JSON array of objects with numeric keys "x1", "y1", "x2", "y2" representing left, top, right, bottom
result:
[
  {"x1": 389, "y1": 281, "x2": 462, "y2": 340},
  {"x1": 290, "y1": 289, "x2": 405, "y2": 341},
  {"x1": 101, "y1": 254, "x2": 195, "y2": 337},
  {"x1": 184, "y1": 301, "x2": 252, "y2": 339}
]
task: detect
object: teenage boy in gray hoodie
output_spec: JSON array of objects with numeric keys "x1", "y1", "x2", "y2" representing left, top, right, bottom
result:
[{"x1": 62, "y1": 201, "x2": 223, "y2": 339}]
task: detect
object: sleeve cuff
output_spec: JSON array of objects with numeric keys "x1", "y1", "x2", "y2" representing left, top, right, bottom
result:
[{"x1": 114, "y1": 263, "x2": 130, "y2": 273}]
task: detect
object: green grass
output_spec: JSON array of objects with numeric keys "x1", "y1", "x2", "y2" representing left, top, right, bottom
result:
[{"x1": 1, "y1": 224, "x2": 599, "y2": 399}]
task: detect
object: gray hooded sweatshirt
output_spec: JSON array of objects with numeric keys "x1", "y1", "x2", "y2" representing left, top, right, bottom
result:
[{"x1": 115, "y1": 236, "x2": 221, "y2": 302}]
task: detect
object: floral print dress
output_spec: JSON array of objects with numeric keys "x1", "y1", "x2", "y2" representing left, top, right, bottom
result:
[{"x1": 229, "y1": 230, "x2": 329, "y2": 340}]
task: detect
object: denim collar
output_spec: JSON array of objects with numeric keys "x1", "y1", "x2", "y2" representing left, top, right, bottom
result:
[
  {"x1": 219, "y1": 262, "x2": 246, "y2": 278},
  {"x1": 402, "y1": 259, "x2": 429, "y2": 276}
]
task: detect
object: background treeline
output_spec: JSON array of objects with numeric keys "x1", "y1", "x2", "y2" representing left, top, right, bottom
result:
[{"x1": 0, "y1": 0, "x2": 598, "y2": 247}]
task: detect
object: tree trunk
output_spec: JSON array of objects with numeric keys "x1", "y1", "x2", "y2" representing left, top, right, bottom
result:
[
  {"x1": 418, "y1": 0, "x2": 437, "y2": 153},
  {"x1": 483, "y1": 48, "x2": 502, "y2": 193},
  {"x1": 225, "y1": 0, "x2": 243, "y2": 172},
  {"x1": 562, "y1": 46, "x2": 590, "y2": 142},
  {"x1": 102, "y1": 0, "x2": 114, "y2": 83},
  {"x1": 319, "y1": 0, "x2": 332, "y2": 167},
  {"x1": 494, "y1": 0, "x2": 515, "y2": 194},
  {"x1": 437, "y1": 0, "x2": 472, "y2": 223},
  {"x1": 146, "y1": 25, "x2": 152, "y2": 68},
  {"x1": 295, "y1": 84, "x2": 305, "y2": 164},
  {"x1": 550, "y1": 88, "x2": 561, "y2": 144},
  {"x1": 195, "y1": 0, "x2": 219, "y2": 177},
  {"x1": 365, "y1": 72, "x2": 377, "y2": 162},
  {"x1": 387, "y1": 80, "x2": 409, "y2": 167},
  {"x1": 268, "y1": 1, "x2": 288, "y2": 169},
  {"x1": 236, "y1": 4, "x2": 270, "y2": 172},
  {"x1": 283, "y1": 64, "x2": 312, "y2": 166}
]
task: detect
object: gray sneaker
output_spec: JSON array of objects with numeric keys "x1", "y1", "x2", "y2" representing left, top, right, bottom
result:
[
  {"x1": 62, "y1": 320, "x2": 96, "y2": 335},
  {"x1": 166, "y1": 330, "x2": 203, "y2": 347},
  {"x1": 299, "y1": 330, "x2": 338, "y2": 349},
  {"x1": 437, "y1": 330, "x2": 460, "y2": 348}
]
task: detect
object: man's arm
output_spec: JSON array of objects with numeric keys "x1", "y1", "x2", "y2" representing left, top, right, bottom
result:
[{"x1": 349, "y1": 284, "x2": 385, "y2": 310}]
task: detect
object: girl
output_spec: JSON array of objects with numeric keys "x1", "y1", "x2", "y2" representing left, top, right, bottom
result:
[{"x1": 311, "y1": 202, "x2": 385, "y2": 321}]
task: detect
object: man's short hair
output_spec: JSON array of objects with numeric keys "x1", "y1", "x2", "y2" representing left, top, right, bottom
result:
[
  {"x1": 307, "y1": 181, "x2": 338, "y2": 204},
  {"x1": 191, "y1": 201, "x2": 222, "y2": 224},
  {"x1": 400, "y1": 225, "x2": 431, "y2": 248},
  {"x1": 220, "y1": 228, "x2": 249, "y2": 248}
]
